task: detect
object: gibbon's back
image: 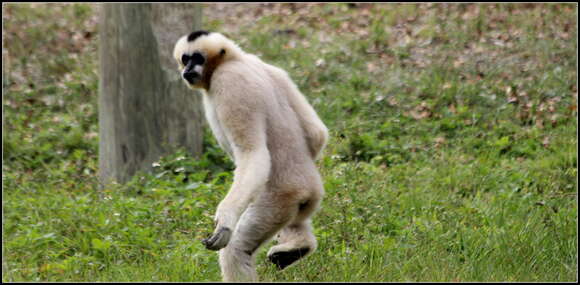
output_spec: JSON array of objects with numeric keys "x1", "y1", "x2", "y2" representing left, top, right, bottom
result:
[{"x1": 213, "y1": 54, "x2": 317, "y2": 177}]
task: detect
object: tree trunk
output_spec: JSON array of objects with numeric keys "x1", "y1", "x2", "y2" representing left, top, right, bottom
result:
[{"x1": 98, "y1": 3, "x2": 203, "y2": 185}]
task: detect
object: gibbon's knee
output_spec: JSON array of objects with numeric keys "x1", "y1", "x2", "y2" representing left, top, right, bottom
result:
[
  {"x1": 219, "y1": 201, "x2": 294, "y2": 281},
  {"x1": 295, "y1": 197, "x2": 321, "y2": 223}
]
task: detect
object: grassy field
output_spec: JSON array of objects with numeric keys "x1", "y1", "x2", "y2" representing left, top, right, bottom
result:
[{"x1": 3, "y1": 3, "x2": 578, "y2": 282}]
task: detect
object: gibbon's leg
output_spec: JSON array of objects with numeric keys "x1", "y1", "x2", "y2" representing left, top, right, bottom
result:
[
  {"x1": 219, "y1": 193, "x2": 298, "y2": 282},
  {"x1": 267, "y1": 195, "x2": 320, "y2": 270}
]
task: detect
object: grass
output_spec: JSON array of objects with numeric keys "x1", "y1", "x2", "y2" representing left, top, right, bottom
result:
[{"x1": 3, "y1": 3, "x2": 578, "y2": 282}]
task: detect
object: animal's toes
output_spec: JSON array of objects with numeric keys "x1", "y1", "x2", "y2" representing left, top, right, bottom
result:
[{"x1": 268, "y1": 247, "x2": 310, "y2": 270}]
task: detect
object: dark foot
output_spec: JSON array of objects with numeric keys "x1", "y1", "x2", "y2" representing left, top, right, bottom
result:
[{"x1": 268, "y1": 247, "x2": 310, "y2": 270}]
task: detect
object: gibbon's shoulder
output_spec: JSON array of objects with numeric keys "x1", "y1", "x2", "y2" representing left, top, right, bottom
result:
[
  {"x1": 213, "y1": 54, "x2": 270, "y2": 84},
  {"x1": 211, "y1": 59, "x2": 272, "y2": 99}
]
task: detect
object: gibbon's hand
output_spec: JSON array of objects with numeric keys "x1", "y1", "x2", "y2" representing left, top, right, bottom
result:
[
  {"x1": 202, "y1": 203, "x2": 239, "y2": 250},
  {"x1": 202, "y1": 226, "x2": 232, "y2": 251}
]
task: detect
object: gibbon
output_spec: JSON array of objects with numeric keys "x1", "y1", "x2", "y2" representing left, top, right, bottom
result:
[{"x1": 173, "y1": 30, "x2": 328, "y2": 282}]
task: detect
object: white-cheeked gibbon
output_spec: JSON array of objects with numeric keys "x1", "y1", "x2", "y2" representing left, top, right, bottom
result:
[{"x1": 173, "y1": 30, "x2": 328, "y2": 282}]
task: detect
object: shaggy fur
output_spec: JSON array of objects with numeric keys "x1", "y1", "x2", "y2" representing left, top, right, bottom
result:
[{"x1": 173, "y1": 31, "x2": 328, "y2": 282}]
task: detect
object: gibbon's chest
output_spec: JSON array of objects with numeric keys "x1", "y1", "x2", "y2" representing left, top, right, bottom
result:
[{"x1": 202, "y1": 94, "x2": 234, "y2": 158}]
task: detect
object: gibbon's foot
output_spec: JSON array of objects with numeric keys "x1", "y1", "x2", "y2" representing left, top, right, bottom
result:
[
  {"x1": 268, "y1": 247, "x2": 311, "y2": 270},
  {"x1": 202, "y1": 227, "x2": 232, "y2": 250}
]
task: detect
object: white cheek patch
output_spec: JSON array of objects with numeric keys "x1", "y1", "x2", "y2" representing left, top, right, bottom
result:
[{"x1": 194, "y1": 65, "x2": 203, "y2": 74}]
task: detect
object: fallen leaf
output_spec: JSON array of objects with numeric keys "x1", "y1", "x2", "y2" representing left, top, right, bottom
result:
[
  {"x1": 448, "y1": 104, "x2": 457, "y2": 114},
  {"x1": 542, "y1": 137, "x2": 550, "y2": 148},
  {"x1": 434, "y1": 137, "x2": 446, "y2": 147},
  {"x1": 367, "y1": 62, "x2": 378, "y2": 73},
  {"x1": 315, "y1": 58, "x2": 325, "y2": 67}
]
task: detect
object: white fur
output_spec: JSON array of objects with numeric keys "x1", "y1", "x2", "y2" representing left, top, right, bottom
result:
[
  {"x1": 193, "y1": 65, "x2": 203, "y2": 74},
  {"x1": 201, "y1": 91, "x2": 233, "y2": 157}
]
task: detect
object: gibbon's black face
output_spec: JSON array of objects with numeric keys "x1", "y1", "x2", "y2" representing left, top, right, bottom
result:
[{"x1": 181, "y1": 52, "x2": 206, "y2": 85}]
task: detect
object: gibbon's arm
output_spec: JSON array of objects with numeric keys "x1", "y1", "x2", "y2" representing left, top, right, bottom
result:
[
  {"x1": 268, "y1": 66, "x2": 329, "y2": 160},
  {"x1": 213, "y1": 90, "x2": 271, "y2": 230}
]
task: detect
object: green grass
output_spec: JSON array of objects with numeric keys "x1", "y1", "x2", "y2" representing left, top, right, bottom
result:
[{"x1": 3, "y1": 3, "x2": 577, "y2": 282}]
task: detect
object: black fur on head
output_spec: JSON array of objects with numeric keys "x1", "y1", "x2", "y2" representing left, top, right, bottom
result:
[{"x1": 188, "y1": 30, "x2": 210, "y2": 42}]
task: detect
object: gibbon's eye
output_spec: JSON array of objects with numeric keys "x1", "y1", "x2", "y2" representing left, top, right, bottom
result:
[
  {"x1": 191, "y1": 52, "x2": 205, "y2": 65},
  {"x1": 181, "y1": 54, "x2": 190, "y2": 65},
  {"x1": 182, "y1": 53, "x2": 205, "y2": 66}
]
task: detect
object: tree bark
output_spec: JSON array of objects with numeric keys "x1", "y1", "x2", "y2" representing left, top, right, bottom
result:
[{"x1": 98, "y1": 3, "x2": 203, "y2": 185}]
